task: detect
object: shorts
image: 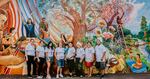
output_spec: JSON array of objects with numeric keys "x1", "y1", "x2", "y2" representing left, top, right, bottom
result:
[
  {"x1": 57, "y1": 59, "x2": 64, "y2": 67},
  {"x1": 85, "y1": 62, "x2": 93, "y2": 68},
  {"x1": 46, "y1": 57, "x2": 53, "y2": 63},
  {"x1": 95, "y1": 62, "x2": 106, "y2": 70}
]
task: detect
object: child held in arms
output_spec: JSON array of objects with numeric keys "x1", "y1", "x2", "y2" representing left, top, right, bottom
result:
[{"x1": 132, "y1": 54, "x2": 143, "y2": 69}]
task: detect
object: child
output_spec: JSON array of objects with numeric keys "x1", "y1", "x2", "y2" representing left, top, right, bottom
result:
[
  {"x1": 55, "y1": 42, "x2": 65, "y2": 78},
  {"x1": 45, "y1": 42, "x2": 55, "y2": 79},
  {"x1": 75, "y1": 42, "x2": 85, "y2": 77},
  {"x1": 95, "y1": 39, "x2": 107, "y2": 78},
  {"x1": 36, "y1": 41, "x2": 45, "y2": 78},
  {"x1": 66, "y1": 42, "x2": 75, "y2": 77},
  {"x1": 85, "y1": 42, "x2": 95, "y2": 77}
]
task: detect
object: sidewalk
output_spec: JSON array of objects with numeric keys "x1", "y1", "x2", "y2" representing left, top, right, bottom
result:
[{"x1": 0, "y1": 73, "x2": 150, "y2": 79}]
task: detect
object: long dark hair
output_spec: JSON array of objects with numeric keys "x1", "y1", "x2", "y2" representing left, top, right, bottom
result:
[
  {"x1": 27, "y1": 18, "x2": 34, "y2": 25},
  {"x1": 47, "y1": 41, "x2": 54, "y2": 50}
]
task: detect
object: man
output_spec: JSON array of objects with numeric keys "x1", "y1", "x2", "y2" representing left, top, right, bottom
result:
[
  {"x1": 25, "y1": 39, "x2": 36, "y2": 78},
  {"x1": 95, "y1": 39, "x2": 108, "y2": 78}
]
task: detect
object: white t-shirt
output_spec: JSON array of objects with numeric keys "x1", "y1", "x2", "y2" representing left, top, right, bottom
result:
[
  {"x1": 25, "y1": 43, "x2": 35, "y2": 56},
  {"x1": 66, "y1": 47, "x2": 75, "y2": 59},
  {"x1": 45, "y1": 47, "x2": 54, "y2": 57},
  {"x1": 36, "y1": 46, "x2": 45, "y2": 58},
  {"x1": 76, "y1": 48, "x2": 85, "y2": 59},
  {"x1": 85, "y1": 47, "x2": 95, "y2": 62},
  {"x1": 95, "y1": 44, "x2": 107, "y2": 62},
  {"x1": 55, "y1": 47, "x2": 65, "y2": 60}
]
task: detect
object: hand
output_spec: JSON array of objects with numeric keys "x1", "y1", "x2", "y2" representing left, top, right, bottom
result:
[
  {"x1": 79, "y1": 59, "x2": 82, "y2": 63},
  {"x1": 37, "y1": 58, "x2": 40, "y2": 62},
  {"x1": 34, "y1": 57, "x2": 36, "y2": 60},
  {"x1": 26, "y1": 58, "x2": 28, "y2": 61}
]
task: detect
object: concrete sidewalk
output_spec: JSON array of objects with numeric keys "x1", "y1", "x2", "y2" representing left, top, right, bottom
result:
[{"x1": 0, "y1": 73, "x2": 150, "y2": 79}]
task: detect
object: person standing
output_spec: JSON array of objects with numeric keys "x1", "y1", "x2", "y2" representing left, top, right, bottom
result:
[
  {"x1": 85, "y1": 42, "x2": 95, "y2": 77},
  {"x1": 65, "y1": 43, "x2": 75, "y2": 77},
  {"x1": 75, "y1": 42, "x2": 85, "y2": 77},
  {"x1": 55, "y1": 43, "x2": 65, "y2": 78},
  {"x1": 39, "y1": 18, "x2": 49, "y2": 39},
  {"x1": 36, "y1": 41, "x2": 45, "y2": 78},
  {"x1": 24, "y1": 18, "x2": 36, "y2": 37},
  {"x1": 95, "y1": 39, "x2": 107, "y2": 78},
  {"x1": 25, "y1": 39, "x2": 36, "y2": 78},
  {"x1": 45, "y1": 42, "x2": 55, "y2": 79}
]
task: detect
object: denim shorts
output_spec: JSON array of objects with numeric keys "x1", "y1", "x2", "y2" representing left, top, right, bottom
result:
[
  {"x1": 57, "y1": 59, "x2": 64, "y2": 68},
  {"x1": 46, "y1": 57, "x2": 53, "y2": 63}
]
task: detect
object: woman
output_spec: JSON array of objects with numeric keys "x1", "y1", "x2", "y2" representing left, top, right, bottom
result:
[
  {"x1": 24, "y1": 18, "x2": 36, "y2": 37},
  {"x1": 36, "y1": 41, "x2": 45, "y2": 78},
  {"x1": 85, "y1": 42, "x2": 95, "y2": 77},
  {"x1": 45, "y1": 42, "x2": 55, "y2": 79},
  {"x1": 75, "y1": 42, "x2": 85, "y2": 77},
  {"x1": 55, "y1": 42, "x2": 65, "y2": 78},
  {"x1": 65, "y1": 42, "x2": 75, "y2": 77}
]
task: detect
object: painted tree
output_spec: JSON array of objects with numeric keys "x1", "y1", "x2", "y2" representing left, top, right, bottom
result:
[
  {"x1": 44, "y1": 0, "x2": 134, "y2": 45},
  {"x1": 141, "y1": 16, "x2": 148, "y2": 32}
]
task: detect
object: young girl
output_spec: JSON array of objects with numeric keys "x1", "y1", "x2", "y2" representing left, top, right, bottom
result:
[
  {"x1": 45, "y1": 42, "x2": 55, "y2": 79},
  {"x1": 75, "y1": 42, "x2": 85, "y2": 77},
  {"x1": 55, "y1": 43, "x2": 65, "y2": 78},
  {"x1": 66, "y1": 42, "x2": 75, "y2": 77},
  {"x1": 36, "y1": 41, "x2": 45, "y2": 78},
  {"x1": 85, "y1": 42, "x2": 95, "y2": 77}
]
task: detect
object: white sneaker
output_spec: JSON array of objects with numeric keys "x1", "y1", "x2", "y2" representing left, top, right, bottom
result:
[
  {"x1": 46, "y1": 75, "x2": 51, "y2": 79},
  {"x1": 60, "y1": 74, "x2": 64, "y2": 78},
  {"x1": 37, "y1": 76, "x2": 43, "y2": 78},
  {"x1": 56, "y1": 74, "x2": 59, "y2": 78}
]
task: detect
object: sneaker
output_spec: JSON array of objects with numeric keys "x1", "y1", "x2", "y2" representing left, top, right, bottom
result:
[
  {"x1": 88, "y1": 74, "x2": 92, "y2": 77},
  {"x1": 69, "y1": 73, "x2": 72, "y2": 77},
  {"x1": 80, "y1": 75, "x2": 83, "y2": 78},
  {"x1": 37, "y1": 76, "x2": 43, "y2": 78},
  {"x1": 100, "y1": 74, "x2": 105, "y2": 79},
  {"x1": 27, "y1": 75, "x2": 32, "y2": 78},
  {"x1": 46, "y1": 75, "x2": 51, "y2": 79},
  {"x1": 56, "y1": 74, "x2": 59, "y2": 78},
  {"x1": 59, "y1": 74, "x2": 64, "y2": 78}
]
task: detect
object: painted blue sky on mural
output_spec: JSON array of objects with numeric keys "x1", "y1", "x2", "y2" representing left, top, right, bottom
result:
[{"x1": 125, "y1": 0, "x2": 150, "y2": 34}]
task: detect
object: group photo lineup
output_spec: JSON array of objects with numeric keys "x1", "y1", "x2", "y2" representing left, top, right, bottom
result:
[{"x1": 0, "y1": 0, "x2": 150, "y2": 79}]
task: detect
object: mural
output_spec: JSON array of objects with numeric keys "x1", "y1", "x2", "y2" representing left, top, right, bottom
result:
[{"x1": 0, "y1": 0, "x2": 150, "y2": 75}]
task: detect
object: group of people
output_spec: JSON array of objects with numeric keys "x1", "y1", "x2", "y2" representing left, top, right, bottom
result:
[
  {"x1": 22, "y1": 17, "x2": 110, "y2": 79},
  {"x1": 25, "y1": 38, "x2": 109, "y2": 79}
]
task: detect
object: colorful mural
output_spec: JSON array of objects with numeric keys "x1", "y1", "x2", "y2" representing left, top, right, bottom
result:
[{"x1": 0, "y1": 0, "x2": 150, "y2": 75}]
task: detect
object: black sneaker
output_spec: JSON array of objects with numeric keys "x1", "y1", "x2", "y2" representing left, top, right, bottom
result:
[
  {"x1": 100, "y1": 74, "x2": 105, "y2": 79},
  {"x1": 27, "y1": 75, "x2": 32, "y2": 78}
]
